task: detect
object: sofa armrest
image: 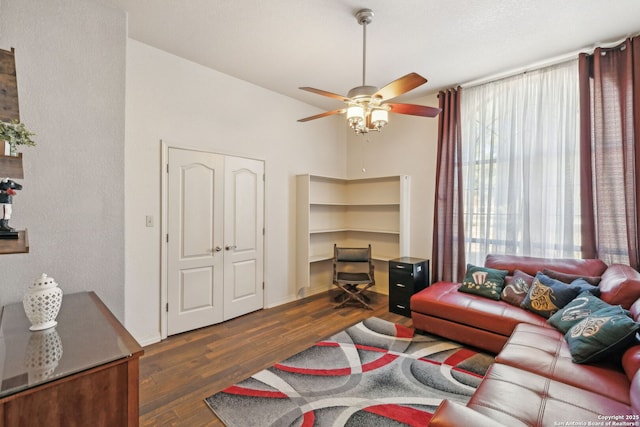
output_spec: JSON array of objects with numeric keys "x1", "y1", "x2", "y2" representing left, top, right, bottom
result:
[
  {"x1": 599, "y1": 264, "x2": 640, "y2": 309},
  {"x1": 428, "y1": 400, "x2": 506, "y2": 427}
]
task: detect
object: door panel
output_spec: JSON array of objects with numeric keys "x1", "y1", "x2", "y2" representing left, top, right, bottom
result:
[
  {"x1": 182, "y1": 166, "x2": 216, "y2": 257},
  {"x1": 232, "y1": 260, "x2": 257, "y2": 298},
  {"x1": 167, "y1": 148, "x2": 224, "y2": 335},
  {"x1": 223, "y1": 156, "x2": 264, "y2": 320},
  {"x1": 180, "y1": 267, "x2": 214, "y2": 310}
]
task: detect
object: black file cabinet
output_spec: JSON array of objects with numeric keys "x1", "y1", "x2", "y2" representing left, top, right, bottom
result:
[{"x1": 389, "y1": 257, "x2": 429, "y2": 317}]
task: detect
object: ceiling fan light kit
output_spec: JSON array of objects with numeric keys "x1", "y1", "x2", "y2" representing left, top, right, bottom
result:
[{"x1": 298, "y1": 9, "x2": 441, "y2": 135}]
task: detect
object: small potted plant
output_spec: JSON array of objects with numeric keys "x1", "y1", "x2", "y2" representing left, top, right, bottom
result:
[{"x1": 0, "y1": 120, "x2": 36, "y2": 156}]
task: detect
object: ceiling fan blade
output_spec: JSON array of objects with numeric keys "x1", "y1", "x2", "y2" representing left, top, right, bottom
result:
[
  {"x1": 297, "y1": 109, "x2": 345, "y2": 122},
  {"x1": 386, "y1": 103, "x2": 441, "y2": 117},
  {"x1": 299, "y1": 87, "x2": 349, "y2": 102},
  {"x1": 374, "y1": 73, "x2": 428, "y2": 101}
]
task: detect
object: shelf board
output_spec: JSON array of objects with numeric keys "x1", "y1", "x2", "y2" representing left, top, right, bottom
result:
[
  {"x1": 349, "y1": 228, "x2": 400, "y2": 235},
  {"x1": 0, "y1": 228, "x2": 29, "y2": 254},
  {"x1": 310, "y1": 228, "x2": 400, "y2": 235},
  {"x1": 309, "y1": 202, "x2": 400, "y2": 207},
  {"x1": 309, "y1": 228, "x2": 349, "y2": 234},
  {"x1": 373, "y1": 255, "x2": 396, "y2": 262},
  {"x1": 309, "y1": 254, "x2": 396, "y2": 263},
  {"x1": 309, "y1": 254, "x2": 332, "y2": 263}
]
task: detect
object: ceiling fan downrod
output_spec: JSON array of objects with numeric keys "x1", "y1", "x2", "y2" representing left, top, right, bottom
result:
[{"x1": 356, "y1": 9, "x2": 373, "y2": 87}]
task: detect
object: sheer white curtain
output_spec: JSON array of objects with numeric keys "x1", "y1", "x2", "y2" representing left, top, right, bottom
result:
[{"x1": 461, "y1": 60, "x2": 580, "y2": 266}]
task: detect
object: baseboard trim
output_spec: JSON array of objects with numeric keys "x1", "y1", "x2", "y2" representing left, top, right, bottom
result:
[{"x1": 138, "y1": 332, "x2": 163, "y2": 347}]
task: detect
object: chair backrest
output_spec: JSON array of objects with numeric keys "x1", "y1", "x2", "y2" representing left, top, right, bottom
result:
[
  {"x1": 335, "y1": 247, "x2": 370, "y2": 263},
  {"x1": 333, "y1": 244, "x2": 374, "y2": 282}
]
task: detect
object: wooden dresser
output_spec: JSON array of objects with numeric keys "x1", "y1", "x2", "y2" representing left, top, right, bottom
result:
[{"x1": 0, "y1": 291, "x2": 143, "y2": 426}]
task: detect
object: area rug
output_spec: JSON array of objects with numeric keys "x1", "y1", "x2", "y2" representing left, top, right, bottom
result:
[{"x1": 205, "y1": 317, "x2": 494, "y2": 426}]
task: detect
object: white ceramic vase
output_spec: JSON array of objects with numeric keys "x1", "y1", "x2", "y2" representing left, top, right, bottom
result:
[{"x1": 22, "y1": 273, "x2": 63, "y2": 331}]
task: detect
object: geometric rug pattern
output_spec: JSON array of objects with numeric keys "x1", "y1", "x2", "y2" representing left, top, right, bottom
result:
[{"x1": 205, "y1": 317, "x2": 494, "y2": 426}]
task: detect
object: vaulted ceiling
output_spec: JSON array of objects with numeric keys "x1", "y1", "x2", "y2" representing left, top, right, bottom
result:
[{"x1": 96, "y1": 0, "x2": 640, "y2": 111}]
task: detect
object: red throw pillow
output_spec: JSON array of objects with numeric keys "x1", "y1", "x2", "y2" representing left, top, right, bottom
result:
[
  {"x1": 501, "y1": 270, "x2": 534, "y2": 306},
  {"x1": 542, "y1": 268, "x2": 601, "y2": 286}
]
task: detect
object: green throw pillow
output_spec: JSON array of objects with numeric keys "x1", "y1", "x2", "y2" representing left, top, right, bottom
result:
[
  {"x1": 547, "y1": 291, "x2": 613, "y2": 333},
  {"x1": 565, "y1": 305, "x2": 639, "y2": 364},
  {"x1": 459, "y1": 264, "x2": 508, "y2": 301},
  {"x1": 521, "y1": 273, "x2": 583, "y2": 318}
]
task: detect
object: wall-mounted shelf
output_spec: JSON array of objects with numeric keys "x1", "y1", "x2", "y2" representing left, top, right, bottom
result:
[
  {"x1": 0, "y1": 228, "x2": 29, "y2": 254},
  {"x1": 0, "y1": 48, "x2": 28, "y2": 255},
  {"x1": 0, "y1": 47, "x2": 20, "y2": 122},
  {"x1": 0, "y1": 153, "x2": 24, "y2": 178}
]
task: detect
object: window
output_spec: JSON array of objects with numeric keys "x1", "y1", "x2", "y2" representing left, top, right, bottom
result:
[{"x1": 460, "y1": 60, "x2": 581, "y2": 266}]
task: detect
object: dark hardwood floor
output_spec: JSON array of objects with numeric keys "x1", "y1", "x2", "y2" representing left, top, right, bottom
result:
[{"x1": 139, "y1": 290, "x2": 412, "y2": 426}]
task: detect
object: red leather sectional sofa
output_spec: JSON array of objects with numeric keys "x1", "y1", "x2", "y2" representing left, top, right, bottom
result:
[{"x1": 410, "y1": 254, "x2": 640, "y2": 426}]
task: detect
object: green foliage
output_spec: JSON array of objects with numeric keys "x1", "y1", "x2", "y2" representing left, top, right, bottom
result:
[{"x1": 0, "y1": 120, "x2": 36, "y2": 151}]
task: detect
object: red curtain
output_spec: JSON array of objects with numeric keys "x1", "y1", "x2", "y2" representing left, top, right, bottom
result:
[
  {"x1": 432, "y1": 87, "x2": 466, "y2": 282},
  {"x1": 579, "y1": 36, "x2": 640, "y2": 268}
]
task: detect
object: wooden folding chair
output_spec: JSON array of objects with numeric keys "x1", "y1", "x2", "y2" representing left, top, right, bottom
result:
[{"x1": 332, "y1": 244, "x2": 375, "y2": 309}]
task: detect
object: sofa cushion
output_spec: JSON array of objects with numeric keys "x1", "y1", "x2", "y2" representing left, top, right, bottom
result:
[
  {"x1": 467, "y1": 363, "x2": 635, "y2": 426},
  {"x1": 542, "y1": 268, "x2": 602, "y2": 286},
  {"x1": 631, "y1": 298, "x2": 640, "y2": 322},
  {"x1": 521, "y1": 273, "x2": 582, "y2": 318},
  {"x1": 599, "y1": 264, "x2": 640, "y2": 309},
  {"x1": 459, "y1": 264, "x2": 508, "y2": 300},
  {"x1": 411, "y1": 311, "x2": 510, "y2": 354},
  {"x1": 631, "y1": 370, "x2": 640, "y2": 416},
  {"x1": 484, "y1": 254, "x2": 608, "y2": 277},
  {"x1": 565, "y1": 305, "x2": 640, "y2": 363},
  {"x1": 411, "y1": 281, "x2": 549, "y2": 337},
  {"x1": 496, "y1": 323, "x2": 632, "y2": 404},
  {"x1": 622, "y1": 345, "x2": 640, "y2": 381},
  {"x1": 500, "y1": 269, "x2": 533, "y2": 306},
  {"x1": 429, "y1": 400, "x2": 506, "y2": 427},
  {"x1": 547, "y1": 291, "x2": 613, "y2": 333}
]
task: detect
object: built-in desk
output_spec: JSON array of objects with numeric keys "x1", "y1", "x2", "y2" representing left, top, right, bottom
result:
[{"x1": 0, "y1": 291, "x2": 143, "y2": 426}]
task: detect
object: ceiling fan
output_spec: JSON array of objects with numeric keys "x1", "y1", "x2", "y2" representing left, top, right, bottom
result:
[{"x1": 298, "y1": 8, "x2": 441, "y2": 134}]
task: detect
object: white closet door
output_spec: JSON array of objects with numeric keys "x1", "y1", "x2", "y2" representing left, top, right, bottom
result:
[
  {"x1": 167, "y1": 148, "x2": 224, "y2": 335},
  {"x1": 223, "y1": 156, "x2": 265, "y2": 320}
]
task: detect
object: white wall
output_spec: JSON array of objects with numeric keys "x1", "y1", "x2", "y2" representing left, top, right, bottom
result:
[
  {"x1": 347, "y1": 93, "x2": 440, "y2": 264},
  {"x1": 0, "y1": 0, "x2": 126, "y2": 317},
  {"x1": 0, "y1": 0, "x2": 439, "y2": 346},
  {"x1": 124, "y1": 40, "x2": 347, "y2": 344}
]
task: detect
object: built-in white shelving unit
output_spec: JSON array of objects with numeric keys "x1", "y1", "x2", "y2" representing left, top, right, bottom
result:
[{"x1": 296, "y1": 174, "x2": 410, "y2": 295}]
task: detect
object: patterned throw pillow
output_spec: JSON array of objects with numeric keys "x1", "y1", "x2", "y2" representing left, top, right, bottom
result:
[
  {"x1": 569, "y1": 278, "x2": 602, "y2": 297},
  {"x1": 521, "y1": 273, "x2": 583, "y2": 318},
  {"x1": 547, "y1": 291, "x2": 613, "y2": 333},
  {"x1": 458, "y1": 264, "x2": 508, "y2": 301},
  {"x1": 565, "y1": 305, "x2": 639, "y2": 364},
  {"x1": 501, "y1": 270, "x2": 534, "y2": 306}
]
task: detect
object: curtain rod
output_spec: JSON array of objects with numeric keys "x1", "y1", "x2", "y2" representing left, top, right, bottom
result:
[{"x1": 460, "y1": 34, "x2": 637, "y2": 89}]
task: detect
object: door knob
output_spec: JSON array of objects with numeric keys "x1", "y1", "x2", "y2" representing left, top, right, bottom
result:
[
  {"x1": 214, "y1": 246, "x2": 222, "y2": 252},
  {"x1": 225, "y1": 245, "x2": 236, "y2": 251}
]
